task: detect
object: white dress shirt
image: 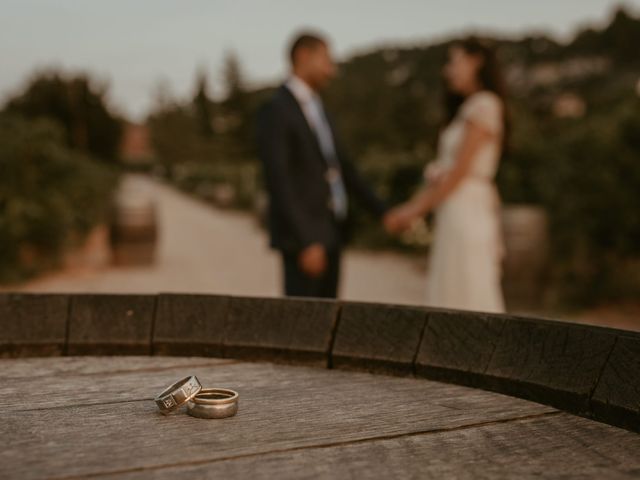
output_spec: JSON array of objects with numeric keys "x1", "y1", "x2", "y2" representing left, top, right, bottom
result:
[{"x1": 286, "y1": 75, "x2": 348, "y2": 220}]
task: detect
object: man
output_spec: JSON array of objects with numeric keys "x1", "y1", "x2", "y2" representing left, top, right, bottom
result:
[{"x1": 257, "y1": 31, "x2": 389, "y2": 298}]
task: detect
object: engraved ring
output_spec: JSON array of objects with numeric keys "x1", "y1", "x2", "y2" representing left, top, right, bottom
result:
[
  {"x1": 187, "y1": 388, "x2": 239, "y2": 419},
  {"x1": 154, "y1": 375, "x2": 202, "y2": 414}
]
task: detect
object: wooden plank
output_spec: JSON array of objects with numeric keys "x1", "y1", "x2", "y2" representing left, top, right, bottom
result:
[
  {"x1": 98, "y1": 413, "x2": 640, "y2": 480},
  {"x1": 0, "y1": 294, "x2": 69, "y2": 357},
  {"x1": 484, "y1": 318, "x2": 616, "y2": 413},
  {"x1": 332, "y1": 302, "x2": 426, "y2": 374},
  {"x1": 2, "y1": 358, "x2": 539, "y2": 414},
  {"x1": 592, "y1": 334, "x2": 640, "y2": 431},
  {"x1": 415, "y1": 310, "x2": 505, "y2": 382},
  {"x1": 67, "y1": 294, "x2": 156, "y2": 355},
  {"x1": 2, "y1": 356, "x2": 234, "y2": 380},
  {"x1": 222, "y1": 296, "x2": 338, "y2": 365},
  {"x1": 153, "y1": 294, "x2": 230, "y2": 357},
  {"x1": 0, "y1": 358, "x2": 555, "y2": 479},
  {"x1": 0, "y1": 359, "x2": 239, "y2": 412}
]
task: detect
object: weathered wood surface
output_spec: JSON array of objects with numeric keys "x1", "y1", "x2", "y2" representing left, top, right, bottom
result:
[
  {"x1": 416, "y1": 310, "x2": 504, "y2": 378},
  {"x1": 1, "y1": 357, "x2": 639, "y2": 480},
  {"x1": 154, "y1": 294, "x2": 338, "y2": 364},
  {"x1": 0, "y1": 357, "x2": 238, "y2": 412},
  {"x1": 222, "y1": 296, "x2": 338, "y2": 364},
  {"x1": 592, "y1": 334, "x2": 640, "y2": 431},
  {"x1": 332, "y1": 302, "x2": 427, "y2": 374},
  {"x1": 2, "y1": 293, "x2": 640, "y2": 432},
  {"x1": 2, "y1": 355, "x2": 233, "y2": 380},
  {"x1": 0, "y1": 294, "x2": 68, "y2": 356},
  {"x1": 484, "y1": 317, "x2": 616, "y2": 413},
  {"x1": 104, "y1": 415, "x2": 640, "y2": 480},
  {"x1": 415, "y1": 312, "x2": 621, "y2": 415},
  {"x1": 154, "y1": 294, "x2": 230, "y2": 357},
  {"x1": 67, "y1": 294, "x2": 156, "y2": 355}
]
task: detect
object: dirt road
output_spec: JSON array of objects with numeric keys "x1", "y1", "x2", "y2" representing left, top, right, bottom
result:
[{"x1": 15, "y1": 175, "x2": 428, "y2": 304}]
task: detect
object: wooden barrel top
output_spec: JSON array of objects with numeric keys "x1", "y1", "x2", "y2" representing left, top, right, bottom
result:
[
  {"x1": 1, "y1": 293, "x2": 640, "y2": 478},
  {"x1": 2, "y1": 355, "x2": 640, "y2": 479}
]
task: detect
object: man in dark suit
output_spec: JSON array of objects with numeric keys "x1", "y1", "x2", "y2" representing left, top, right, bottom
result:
[{"x1": 257, "y1": 32, "x2": 389, "y2": 298}]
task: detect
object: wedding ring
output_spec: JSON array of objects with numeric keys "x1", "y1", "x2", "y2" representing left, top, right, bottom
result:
[
  {"x1": 187, "y1": 388, "x2": 239, "y2": 419},
  {"x1": 154, "y1": 375, "x2": 202, "y2": 415}
]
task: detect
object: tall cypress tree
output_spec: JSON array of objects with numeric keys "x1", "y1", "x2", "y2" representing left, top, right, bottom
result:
[{"x1": 193, "y1": 68, "x2": 214, "y2": 138}]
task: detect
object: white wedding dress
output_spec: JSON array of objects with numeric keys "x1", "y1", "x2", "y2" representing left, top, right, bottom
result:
[{"x1": 425, "y1": 91, "x2": 506, "y2": 313}]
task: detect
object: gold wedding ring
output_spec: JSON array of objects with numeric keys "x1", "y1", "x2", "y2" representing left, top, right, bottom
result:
[{"x1": 187, "y1": 388, "x2": 239, "y2": 419}]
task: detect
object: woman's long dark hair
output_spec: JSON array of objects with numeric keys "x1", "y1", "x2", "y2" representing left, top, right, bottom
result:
[{"x1": 443, "y1": 37, "x2": 509, "y2": 149}]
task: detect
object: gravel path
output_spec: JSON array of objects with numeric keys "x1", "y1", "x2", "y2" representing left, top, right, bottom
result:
[{"x1": 14, "y1": 175, "x2": 428, "y2": 304}]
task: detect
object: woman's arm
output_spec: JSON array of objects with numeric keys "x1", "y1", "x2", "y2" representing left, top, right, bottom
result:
[{"x1": 385, "y1": 120, "x2": 497, "y2": 232}]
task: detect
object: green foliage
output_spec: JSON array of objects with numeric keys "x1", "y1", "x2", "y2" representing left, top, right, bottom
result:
[
  {"x1": 348, "y1": 148, "x2": 430, "y2": 250},
  {"x1": 147, "y1": 60, "x2": 268, "y2": 208},
  {"x1": 541, "y1": 101, "x2": 640, "y2": 303},
  {"x1": 173, "y1": 162, "x2": 260, "y2": 210},
  {"x1": 0, "y1": 115, "x2": 118, "y2": 282},
  {"x1": 4, "y1": 71, "x2": 123, "y2": 161},
  {"x1": 572, "y1": 9, "x2": 640, "y2": 64},
  {"x1": 147, "y1": 100, "x2": 203, "y2": 179}
]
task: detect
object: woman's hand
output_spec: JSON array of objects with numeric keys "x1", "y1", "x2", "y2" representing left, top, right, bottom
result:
[{"x1": 384, "y1": 204, "x2": 419, "y2": 234}]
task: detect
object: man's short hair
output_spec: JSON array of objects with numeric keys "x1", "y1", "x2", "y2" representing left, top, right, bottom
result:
[{"x1": 289, "y1": 32, "x2": 327, "y2": 64}]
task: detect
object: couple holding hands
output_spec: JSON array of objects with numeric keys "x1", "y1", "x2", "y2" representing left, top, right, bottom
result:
[{"x1": 257, "y1": 32, "x2": 506, "y2": 313}]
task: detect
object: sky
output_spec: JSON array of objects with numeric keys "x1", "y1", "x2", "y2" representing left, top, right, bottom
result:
[{"x1": 1, "y1": 0, "x2": 639, "y2": 121}]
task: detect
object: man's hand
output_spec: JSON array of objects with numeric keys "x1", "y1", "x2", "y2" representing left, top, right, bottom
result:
[
  {"x1": 298, "y1": 243, "x2": 327, "y2": 278},
  {"x1": 383, "y1": 207, "x2": 414, "y2": 235}
]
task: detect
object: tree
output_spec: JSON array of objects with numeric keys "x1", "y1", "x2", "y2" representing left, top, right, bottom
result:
[
  {"x1": 222, "y1": 51, "x2": 247, "y2": 114},
  {"x1": 220, "y1": 51, "x2": 253, "y2": 151},
  {"x1": 147, "y1": 83, "x2": 200, "y2": 179},
  {"x1": 3, "y1": 71, "x2": 123, "y2": 161},
  {"x1": 193, "y1": 68, "x2": 215, "y2": 138},
  {"x1": 0, "y1": 114, "x2": 118, "y2": 281}
]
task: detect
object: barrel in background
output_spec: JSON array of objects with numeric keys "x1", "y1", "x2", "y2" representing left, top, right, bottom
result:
[
  {"x1": 109, "y1": 178, "x2": 158, "y2": 266},
  {"x1": 501, "y1": 205, "x2": 549, "y2": 311}
]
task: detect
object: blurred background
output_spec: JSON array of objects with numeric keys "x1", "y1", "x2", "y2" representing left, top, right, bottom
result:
[{"x1": 1, "y1": 0, "x2": 639, "y2": 330}]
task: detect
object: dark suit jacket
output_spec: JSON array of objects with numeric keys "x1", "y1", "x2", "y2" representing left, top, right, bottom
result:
[{"x1": 257, "y1": 85, "x2": 387, "y2": 253}]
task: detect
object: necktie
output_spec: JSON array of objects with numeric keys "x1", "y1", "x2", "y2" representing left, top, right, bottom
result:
[{"x1": 307, "y1": 97, "x2": 348, "y2": 220}]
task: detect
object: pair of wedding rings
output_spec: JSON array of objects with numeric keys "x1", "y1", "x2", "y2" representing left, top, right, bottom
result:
[{"x1": 154, "y1": 375, "x2": 239, "y2": 419}]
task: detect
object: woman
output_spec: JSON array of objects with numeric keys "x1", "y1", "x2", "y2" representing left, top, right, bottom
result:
[{"x1": 385, "y1": 38, "x2": 507, "y2": 313}]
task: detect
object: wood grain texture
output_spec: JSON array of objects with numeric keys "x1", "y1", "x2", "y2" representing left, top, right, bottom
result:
[
  {"x1": 484, "y1": 318, "x2": 616, "y2": 413},
  {"x1": 0, "y1": 357, "x2": 240, "y2": 411},
  {"x1": 222, "y1": 296, "x2": 338, "y2": 365},
  {"x1": 2, "y1": 293, "x2": 639, "y2": 436},
  {"x1": 67, "y1": 294, "x2": 156, "y2": 355},
  {"x1": 592, "y1": 334, "x2": 640, "y2": 431},
  {"x1": 0, "y1": 359, "x2": 238, "y2": 412},
  {"x1": 0, "y1": 357, "x2": 557, "y2": 480},
  {"x1": 415, "y1": 310, "x2": 505, "y2": 382},
  {"x1": 153, "y1": 294, "x2": 230, "y2": 357},
  {"x1": 332, "y1": 302, "x2": 427, "y2": 374},
  {"x1": 101, "y1": 413, "x2": 640, "y2": 480},
  {"x1": 1, "y1": 355, "x2": 235, "y2": 380},
  {"x1": 0, "y1": 293, "x2": 69, "y2": 357}
]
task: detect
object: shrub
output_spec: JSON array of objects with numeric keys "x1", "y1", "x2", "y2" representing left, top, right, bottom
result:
[{"x1": 0, "y1": 115, "x2": 118, "y2": 282}]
